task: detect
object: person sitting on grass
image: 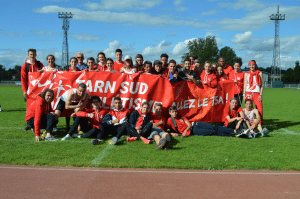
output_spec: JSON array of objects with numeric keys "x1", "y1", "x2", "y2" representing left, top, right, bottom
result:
[
  {"x1": 105, "y1": 58, "x2": 118, "y2": 73},
  {"x1": 25, "y1": 88, "x2": 57, "y2": 142},
  {"x1": 243, "y1": 99, "x2": 269, "y2": 138},
  {"x1": 102, "y1": 96, "x2": 131, "y2": 145},
  {"x1": 148, "y1": 103, "x2": 171, "y2": 150},
  {"x1": 54, "y1": 83, "x2": 91, "y2": 132},
  {"x1": 61, "y1": 96, "x2": 107, "y2": 145},
  {"x1": 125, "y1": 102, "x2": 152, "y2": 144},
  {"x1": 166, "y1": 106, "x2": 192, "y2": 137},
  {"x1": 224, "y1": 97, "x2": 251, "y2": 138}
]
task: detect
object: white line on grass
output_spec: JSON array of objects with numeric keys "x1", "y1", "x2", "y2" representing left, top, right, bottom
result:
[
  {"x1": 91, "y1": 144, "x2": 114, "y2": 165},
  {"x1": 1, "y1": 165, "x2": 300, "y2": 175}
]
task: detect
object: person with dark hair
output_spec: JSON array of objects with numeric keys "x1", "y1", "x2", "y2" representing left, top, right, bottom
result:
[
  {"x1": 97, "y1": 52, "x2": 107, "y2": 71},
  {"x1": 148, "y1": 103, "x2": 170, "y2": 150},
  {"x1": 143, "y1": 61, "x2": 152, "y2": 74},
  {"x1": 243, "y1": 99, "x2": 268, "y2": 137},
  {"x1": 160, "y1": 53, "x2": 169, "y2": 70},
  {"x1": 216, "y1": 64, "x2": 227, "y2": 82},
  {"x1": 153, "y1": 60, "x2": 164, "y2": 76},
  {"x1": 76, "y1": 52, "x2": 87, "y2": 70},
  {"x1": 166, "y1": 106, "x2": 192, "y2": 137},
  {"x1": 211, "y1": 62, "x2": 217, "y2": 74},
  {"x1": 192, "y1": 59, "x2": 202, "y2": 74},
  {"x1": 199, "y1": 61, "x2": 217, "y2": 89},
  {"x1": 120, "y1": 55, "x2": 137, "y2": 74},
  {"x1": 178, "y1": 58, "x2": 199, "y2": 84},
  {"x1": 243, "y1": 60, "x2": 264, "y2": 124},
  {"x1": 105, "y1": 58, "x2": 118, "y2": 72},
  {"x1": 25, "y1": 88, "x2": 57, "y2": 142},
  {"x1": 41, "y1": 55, "x2": 62, "y2": 72},
  {"x1": 84, "y1": 57, "x2": 97, "y2": 71},
  {"x1": 113, "y1": 49, "x2": 124, "y2": 71},
  {"x1": 21, "y1": 49, "x2": 44, "y2": 100},
  {"x1": 54, "y1": 83, "x2": 91, "y2": 130},
  {"x1": 218, "y1": 57, "x2": 233, "y2": 75},
  {"x1": 102, "y1": 97, "x2": 131, "y2": 145},
  {"x1": 69, "y1": 57, "x2": 80, "y2": 72},
  {"x1": 61, "y1": 96, "x2": 108, "y2": 144},
  {"x1": 126, "y1": 102, "x2": 152, "y2": 144},
  {"x1": 188, "y1": 55, "x2": 196, "y2": 66},
  {"x1": 228, "y1": 60, "x2": 244, "y2": 106},
  {"x1": 162, "y1": 60, "x2": 182, "y2": 83},
  {"x1": 134, "y1": 54, "x2": 144, "y2": 73}
]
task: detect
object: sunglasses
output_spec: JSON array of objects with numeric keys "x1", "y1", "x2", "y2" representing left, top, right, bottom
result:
[{"x1": 77, "y1": 57, "x2": 83, "y2": 59}]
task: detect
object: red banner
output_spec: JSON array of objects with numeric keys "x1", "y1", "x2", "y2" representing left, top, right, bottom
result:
[{"x1": 27, "y1": 71, "x2": 235, "y2": 122}]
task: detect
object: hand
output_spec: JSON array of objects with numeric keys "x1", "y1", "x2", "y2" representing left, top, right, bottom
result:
[
  {"x1": 258, "y1": 95, "x2": 262, "y2": 102},
  {"x1": 35, "y1": 136, "x2": 40, "y2": 142},
  {"x1": 23, "y1": 92, "x2": 28, "y2": 99},
  {"x1": 235, "y1": 124, "x2": 240, "y2": 130},
  {"x1": 70, "y1": 113, "x2": 76, "y2": 118},
  {"x1": 170, "y1": 132, "x2": 178, "y2": 136},
  {"x1": 138, "y1": 71, "x2": 143, "y2": 74},
  {"x1": 158, "y1": 74, "x2": 162, "y2": 77},
  {"x1": 137, "y1": 129, "x2": 141, "y2": 134},
  {"x1": 233, "y1": 80, "x2": 237, "y2": 83},
  {"x1": 202, "y1": 81, "x2": 207, "y2": 84},
  {"x1": 150, "y1": 120, "x2": 154, "y2": 123},
  {"x1": 135, "y1": 126, "x2": 141, "y2": 130},
  {"x1": 159, "y1": 120, "x2": 165, "y2": 125},
  {"x1": 173, "y1": 73, "x2": 178, "y2": 79},
  {"x1": 112, "y1": 118, "x2": 119, "y2": 124},
  {"x1": 89, "y1": 113, "x2": 95, "y2": 119},
  {"x1": 77, "y1": 101, "x2": 83, "y2": 108},
  {"x1": 186, "y1": 74, "x2": 194, "y2": 81},
  {"x1": 181, "y1": 130, "x2": 187, "y2": 138}
]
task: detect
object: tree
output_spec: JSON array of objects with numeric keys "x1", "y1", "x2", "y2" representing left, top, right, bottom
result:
[
  {"x1": 293, "y1": 61, "x2": 300, "y2": 83},
  {"x1": 218, "y1": 46, "x2": 241, "y2": 67},
  {"x1": 181, "y1": 36, "x2": 219, "y2": 65}
]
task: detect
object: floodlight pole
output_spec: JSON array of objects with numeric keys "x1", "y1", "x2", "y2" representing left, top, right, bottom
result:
[{"x1": 58, "y1": 12, "x2": 73, "y2": 69}]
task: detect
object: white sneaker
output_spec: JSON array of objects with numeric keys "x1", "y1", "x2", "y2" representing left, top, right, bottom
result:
[
  {"x1": 72, "y1": 133, "x2": 80, "y2": 138},
  {"x1": 61, "y1": 134, "x2": 72, "y2": 141}
]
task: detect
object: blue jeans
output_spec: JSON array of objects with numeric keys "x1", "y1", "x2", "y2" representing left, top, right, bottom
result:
[{"x1": 192, "y1": 122, "x2": 235, "y2": 137}]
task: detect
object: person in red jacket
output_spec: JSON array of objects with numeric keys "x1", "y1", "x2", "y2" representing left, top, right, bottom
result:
[
  {"x1": 21, "y1": 49, "x2": 44, "y2": 100},
  {"x1": 218, "y1": 57, "x2": 233, "y2": 75},
  {"x1": 61, "y1": 96, "x2": 108, "y2": 145},
  {"x1": 228, "y1": 60, "x2": 244, "y2": 106},
  {"x1": 216, "y1": 64, "x2": 227, "y2": 82},
  {"x1": 166, "y1": 106, "x2": 192, "y2": 137},
  {"x1": 199, "y1": 61, "x2": 217, "y2": 89},
  {"x1": 25, "y1": 88, "x2": 57, "y2": 142}
]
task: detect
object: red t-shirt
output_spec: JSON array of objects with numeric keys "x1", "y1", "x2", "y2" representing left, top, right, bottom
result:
[
  {"x1": 228, "y1": 70, "x2": 244, "y2": 95},
  {"x1": 113, "y1": 61, "x2": 124, "y2": 72},
  {"x1": 151, "y1": 115, "x2": 167, "y2": 130},
  {"x1": 98, "y1": 64, "x2": 108, "y2": 71},
  {"x1": 166, "y1": 116, "x2": 190, "y2": 136},
  {"x1": 223, "y1": 65, "x2": 233, "y2": 76},
  {"x1": 223, "y1": 105, "x2": 243, "y2": 127}
]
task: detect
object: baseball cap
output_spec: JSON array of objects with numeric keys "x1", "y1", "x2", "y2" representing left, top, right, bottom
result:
[{"x1": 124, "y1": 55, "x2": 132, "y2": 60}]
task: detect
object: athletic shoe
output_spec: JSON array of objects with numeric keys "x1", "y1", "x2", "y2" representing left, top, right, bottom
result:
[
  {"x1": 45, "y1": 137, "x2": 58, "y2": 141},
  {"x1": 261, "y1": 128, "x2": 269, "y2": 137},
  {"x1": 141, "y1": 137, "x2": 150, "y2": 144},
  {"x1": 155, "y1": 138, "x2": 167, "y2": 149},
  {"x1": 53, "y1": 127, "x2": 58, "y2": 132},
  {"x1": 112, "y1": 137, "x2": 118, "y2": 145},
  {"x1": 72, "y1": 133, "x2": 80, "y2": 138},
  {"x1": 24, "y1": 126, "x2": 31, "y2": 131},
  {"x1": 126, "y1": 137, "x2": 137, "y2": 142},
  {"x1": 252, "y1": 131, "x2": 258, "y2": 138},
  {"x1": 0, "y1": 106, "x2": 3, "y2": 111},
  {"x1": 91, "y1": 139, "x2": 104, "y2": 145},
  {"x1": 165, "y1": 134, "x2": 171, "y2": 142},
  {"x1": 247, "y1": 131, "x2": 253, "y2": 139},
  {"x1": 61, "y1": 134, "x2": 72, "y2": 141}
]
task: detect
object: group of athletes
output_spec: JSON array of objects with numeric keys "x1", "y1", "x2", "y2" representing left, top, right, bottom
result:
[{"x1": 22, "y1": 48, "x2": 269, "y2": 148}]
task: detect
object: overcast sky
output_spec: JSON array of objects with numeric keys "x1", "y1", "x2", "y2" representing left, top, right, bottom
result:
[{"x1": 1, "y1": 0, "x2": 300, "y2": 69}]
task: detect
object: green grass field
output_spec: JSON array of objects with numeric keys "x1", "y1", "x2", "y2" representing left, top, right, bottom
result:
[{"x1": 0, "y1": 85, "x2": 300, "y2": 170}]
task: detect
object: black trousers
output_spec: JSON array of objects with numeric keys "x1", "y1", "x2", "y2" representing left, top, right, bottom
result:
[
  {"x1": 105, "y1": 123, "x2": 129, "y2": 139},
  {"x1": 227, "y1": 120, "x2": 247, "y2": 131},
  {"x1": 126, "y1": 123, "x2": 153, "y2": 139},
  {"x1": 27, "y1": 113, "x2": 56, "y2": 133}
]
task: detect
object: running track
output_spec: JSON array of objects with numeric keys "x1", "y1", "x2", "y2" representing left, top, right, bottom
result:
[{"x1": 1, "y1": 165, "x2": 300, "y2": 198}]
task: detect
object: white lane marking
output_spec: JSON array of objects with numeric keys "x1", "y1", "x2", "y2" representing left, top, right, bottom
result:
[
  {"x1": 0, "y1": 165, "x2": 300, "y2": 175},
  {"x1": 91, "y1": 144, "x2": 114, "y2": 165}
]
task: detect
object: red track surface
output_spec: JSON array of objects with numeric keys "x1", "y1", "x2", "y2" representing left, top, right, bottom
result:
[{"x1": 1, "y1": 165, "x2": 300, "y2": 199}]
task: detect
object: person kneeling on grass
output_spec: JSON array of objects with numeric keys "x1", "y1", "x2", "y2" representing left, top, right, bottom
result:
[
  {"x1": 148, "y1": 103, "x2": 171, "y2": 150},
  {"x1": 243, "y1": 99, "x2": 269, "y2": 138},
  {"x1": 25, "y1": 88, "x2": 57, "y2": 142},
  {"x1": 61, "y1": 96, "x2": 107, "y2": 145},
  {"x1": 224, "y1": 97, "x2": 252, "y2": 138},
  {"x1": 126, "y1": 102, "x2": 152, "y2": 144},
  {"x1": 166, "y1": 106, "x2": 192, "y2": 137},
  {"x1": 102, "y1": 96, "x2": 131, "y2": 145}
]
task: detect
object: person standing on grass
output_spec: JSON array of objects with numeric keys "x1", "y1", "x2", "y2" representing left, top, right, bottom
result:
[
  {"x1": 68, "y1": 57, "x2": 80, "y2": 72},
  {"x1": 21, "y1": 49, "x2": 44, "y2": 101},
  {"x1": 75, "y1": 52, "x2": 87, "y2": 71},
  {"x1": 85, "y1": 57, "x2": 98, "y2": 72},
  {"x1": 25, "y1": 88, "x2": 58, "y2": 142},
  {"x1": 243, "y1": 99, "x2": 269, "y2": 137},
  {"x1": 61, "y1": 96, "x2": 108, "y2": 145},
  {"x1": 178, "y1": 58, "x2": 199, "y2": 84},
  {"x1": 199, "y1": 61, "x2": 217, "y2": 89},
  {"x1": 216, "y1": 65, "x2": 227, "y2": 82},
  {"x1": 218, "y1": 57, "x2": 233, "y2": 76},
  {"x1": 148, "y1": 103, "x2": 171, "y2": 150},
  {"x1": 224, "y1": 97, "x2": 251, "y2": 138},
  {"x1": 126, "y1": 102, "x2": 152, "y2": 145},
  {"x1": 193, "y1": 59, "x2": 202, "y2": 74},
  {"x1": 105, "y1": 58, "x2": 118, "y2": 73},
  {"x1": 143, "y1": 61, "x2": 153, "y2": 75},
  {"x1": 243, "y1": 60, "x2": 264, "y2": 124},
  {"x1": 134, "y1": 54, "x2": 144, "y2": 73},
  {"x1": 166, "y1": 106, "x2": 192, "y2": 137},
  {"x1": 113, "y1": 49, "x2": 124, "y2": 71},
  {"x1": 102, "y1": 96, "x2": 131, "y2": 145},
  {"x1": 152, "y1": 60, "x2": 164, "y2": 77},
  {"x1": 120, "y1": 55, "x2": 137, "y2": 74},
  {"x1": 97, "y1": 52, "x2": 107, "y2": 71},
  {"x1": 161, "y1": 60, "x2": 182, "y2": 83},
  {"x1": 160, "y1": 53, "x2": 169, "y2": 71},
  {"x1": 228, "y1": 60, "x2": 244, "y2": 106},
  {"x1": 41, "y1": 55, "x2": 62, "y2": 72},
  {"x1": 54, "y1": 83, "x2": 90, "y2": 132}
]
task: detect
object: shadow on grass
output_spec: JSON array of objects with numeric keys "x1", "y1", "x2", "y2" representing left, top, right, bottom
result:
[
  {"x1": 3, "y1": 108, "x2": 26, "y2": 112},
  {"x1": 264, "y1": 119, "x2": 300, "y2": 131}
]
